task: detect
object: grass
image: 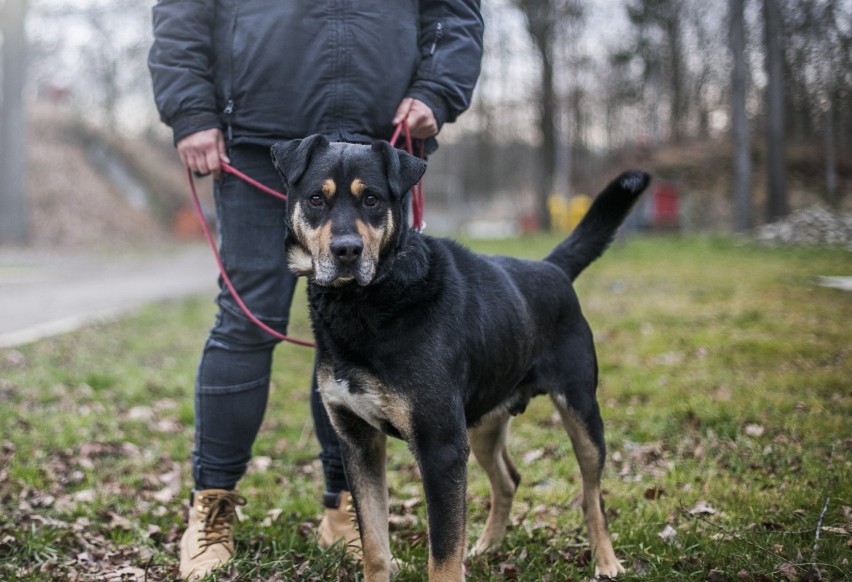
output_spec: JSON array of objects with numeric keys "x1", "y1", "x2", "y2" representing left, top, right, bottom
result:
[{"x1": 0, "y1": 234, "x2": 850, "y2": 581}]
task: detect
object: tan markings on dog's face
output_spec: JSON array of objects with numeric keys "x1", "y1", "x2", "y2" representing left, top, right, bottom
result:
[
  {"x1": 321, "y1": 178, "x2": 336, "y2": 198},
  {"x1": 381, "y1": 209, "x2": 395, "y2": 250},
  {"x1": 289, "y1": 202, "x2": 311, "y2": 251},
  {"x1": 291, "y1": 202, "x2": 349, "y2": 285},
  {"x1": 286, "y1": 246, "x2": 313, "y2": 276},
  {"x1": 350, "y1": 178, "x2": 366, "y2": 198},
  {"x1": 355, "y1": 218, "x2": 383, "y2": 284}
]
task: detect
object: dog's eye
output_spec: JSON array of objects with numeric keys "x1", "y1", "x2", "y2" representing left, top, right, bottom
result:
[
  {"x1": 308, "y1": 194, "x2": 324, "y2": 207},
  {"x1": 363, "y1": 195, "x2": 379, "y2": 208}
]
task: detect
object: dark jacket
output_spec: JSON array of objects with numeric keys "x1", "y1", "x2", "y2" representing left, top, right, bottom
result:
[{"x1": 148, "y1": 0, "x2": 484, "y2": 149}]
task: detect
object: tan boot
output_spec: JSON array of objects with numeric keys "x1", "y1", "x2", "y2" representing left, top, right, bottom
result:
[
  {"x1": 318, "y1": 491, "x2": 406, "y2": 575},
  {"x1": 318, "y1": 490, "x2": 361, "y2": 552},
  {"x1": 179, "y1": 489, "x2": 247, "y2": 581}
]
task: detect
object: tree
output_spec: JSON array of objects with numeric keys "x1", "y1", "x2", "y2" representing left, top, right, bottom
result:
[
  {"x1": 626, "y1": 0, "x2": 687, "y2": 143},
  {"x1": 29, "y1": 0, "x2": 151, "y2": 133},
  {"x1": 514, "y1": 0, "x2": 584, "y2": 229},
  {"x1": 730, "y1": 0, "x2": 752, "y2": 231},
  {"x1": 762, "y1": 0, "x2": 789, "y2": 221},
  {"x1": 0, "y1": 0, "x2": 30, "y2": 246}
]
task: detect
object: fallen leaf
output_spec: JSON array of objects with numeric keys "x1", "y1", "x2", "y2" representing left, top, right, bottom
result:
[
  {"x1": 261, "y1": 508, "x2": 283, "y2": 527},
  {"x1": 73, "y1": 489, "x2": 96, "y2": 504},
  {"x1": 776, "y1": 561, "x2": 797, "y2": 581},
  {"x1": 745, "y1": 424, "x2": 765, "y2": 437},
  {"x1": 644, "y1": 486, "x2": 665, "y2": 500},
  {"x1": 689, "y1": 500, "x2": 718, "y2": 515},
  {"x1": 107, "y1": 512, "x2": 133, "y2": 530},
  {"x1": 522, "y1": 448, "x2": 545, "y2": 464},
  {"x1": 151, "y1": 486, "x2": 176, "y2": 504},
  {"x1": 658, "y1": 524, "x2": 678, "y2": 541},
  {"x1": 251, "y1": 456, "x2": 273, "y2": 473},
  {"x1": 127, "y1": 406, "x2": 154, "y2": 421},
  {"x1": 402, "y1": 497, "x2": 421, "y2": 510},
  {"x1": 104, "y1": 566, "x2": 146, "y2": 580}
]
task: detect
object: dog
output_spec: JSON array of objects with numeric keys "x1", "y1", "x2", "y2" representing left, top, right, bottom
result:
[{"x1": 271, "y1": 135, "x2": 650, "y2": 581}]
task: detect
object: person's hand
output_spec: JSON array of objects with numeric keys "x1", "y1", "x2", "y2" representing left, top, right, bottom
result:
[
  {"x1": 393, "y1": 97, "x2": 438, "y2": 140},
  {"x1": 177, "y1": 128, "x2": 229, "y2": 180}
]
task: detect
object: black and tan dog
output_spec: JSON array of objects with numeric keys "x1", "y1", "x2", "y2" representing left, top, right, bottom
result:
[{"x1": 271, "y1": 135, "x2": 649, "y2": 581}]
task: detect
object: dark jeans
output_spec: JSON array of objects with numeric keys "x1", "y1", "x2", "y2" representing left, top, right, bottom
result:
[{"x1": 192, "y1": 144, "x2": 348, "y2": 494}]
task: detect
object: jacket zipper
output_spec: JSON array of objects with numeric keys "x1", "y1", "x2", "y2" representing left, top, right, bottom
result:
[
  {"x1": 224, "y1": 99, "x2": 235, "y2": 142},
  {"x1": 429, "y1": 22, "x2": 443, "y2": 56}
]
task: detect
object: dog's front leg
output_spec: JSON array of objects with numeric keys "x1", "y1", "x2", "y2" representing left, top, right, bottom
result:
[
  {"x1": 327, "y1": 406, "x2": 391, "y2": 582},
  {"x1": 411, "y1": 411, "x2": 470, "y2": 582}
]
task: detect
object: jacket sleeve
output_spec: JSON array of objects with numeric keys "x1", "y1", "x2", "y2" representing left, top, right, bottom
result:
[
  {"x1": 407, "y1": 0, "x2": 484, "y2": 129},
  {"x1": 148, "y1": 0, "x2": 221, "y2": 145}
]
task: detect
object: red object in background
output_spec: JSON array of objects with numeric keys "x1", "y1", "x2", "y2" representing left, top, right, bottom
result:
[
  {"x1": 173, "y1": 206, "x2": 205, "y2": 240},
  {"x1": 652, "y1": 181, "x2": 679, "y2": 229}
]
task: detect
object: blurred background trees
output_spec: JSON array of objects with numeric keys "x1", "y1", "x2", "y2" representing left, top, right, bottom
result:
[
  {"x1": 1, "y1": 0, "x2": 30, "y2": 245},
  {"x1": 1, "y1": 0, "x2": 850, "y2": 244}
]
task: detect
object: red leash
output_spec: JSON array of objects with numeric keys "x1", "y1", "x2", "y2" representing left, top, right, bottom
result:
[
  {"x1": 187, "y1": 165, "x2": 315, "y2": 347},
  {"x1": 220, "y1": 161, "x2": 287, "y2": 201},
  {"x1": 187, "y1": 121, "x2": 424, "y2": 346},
  {"x1": 389, "y1": 121, "x2": 426, "y2": 232}
]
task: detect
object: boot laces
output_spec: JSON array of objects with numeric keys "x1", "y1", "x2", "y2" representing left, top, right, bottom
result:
[{"x1": 195, "y1": 491, "x2": 247, "y2": 553}]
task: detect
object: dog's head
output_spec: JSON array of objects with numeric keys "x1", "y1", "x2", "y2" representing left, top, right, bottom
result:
[{"x1": 271, "y1": 135, "x2": 426, "y2": 287}]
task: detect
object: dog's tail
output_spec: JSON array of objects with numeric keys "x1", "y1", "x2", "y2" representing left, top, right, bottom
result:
[{"x1": 544, "y1": 170, "x2": 651, "y2": 281}]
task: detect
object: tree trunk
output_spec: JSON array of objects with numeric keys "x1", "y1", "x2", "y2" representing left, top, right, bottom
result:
[
  {"x1": 762, "y1": 0, "x2": 789, "y2": 221},
  {"x1": 730, "y1": 0, "x2": 752, "y2": 231},
  {"x1": 0, "y1": 0, "x2": 30, "y2": 246},
  {"x1": 538, "y1": 47, "x2": 556, "y2": 229},
  {"x1": 823, "y1": 89, "x2": 838, "y2": 208},
  {"x1": 666, "y1": 9, "x2": 684, "y2": 143}
]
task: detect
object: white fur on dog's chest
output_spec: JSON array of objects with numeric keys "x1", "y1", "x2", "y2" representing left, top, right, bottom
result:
[
  {"x1": 317, "y1": 365, "x2": 412, "y2": 437},
  {"x1": 322, "y1": 376, "x2": 386, "y2": 430}
]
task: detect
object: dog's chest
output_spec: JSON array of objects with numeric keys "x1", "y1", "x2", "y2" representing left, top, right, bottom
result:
[{"x1": 317, "y1": 365, "x2": 411, "y2": 438}]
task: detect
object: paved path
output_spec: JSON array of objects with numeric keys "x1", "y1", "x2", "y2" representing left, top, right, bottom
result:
[{"x1": 0, "y1": 244, "x2": 217, "y2": 348}]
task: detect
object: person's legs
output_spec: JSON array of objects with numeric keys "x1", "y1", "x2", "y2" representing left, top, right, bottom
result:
[
  {"x1": 182, "y1": 145, "x2": 296, "y2": 580},
  {"x1": 193, "y1": 144, "x2": 297, "y2": 491},
  {"x1": 182, "y1": 144, "x2": 358, "y2": 579}
]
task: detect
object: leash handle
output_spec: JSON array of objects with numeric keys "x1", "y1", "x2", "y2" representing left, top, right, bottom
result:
[
  {"x1": 389, "y1": 119, "x2": 426, "y2": 232},
  {"x1": 186, "y1": 168, "x2": 315, "y2": 348}
]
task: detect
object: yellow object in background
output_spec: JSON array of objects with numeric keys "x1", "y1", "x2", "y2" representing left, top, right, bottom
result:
[{"x1": 548, "y1": 194, "x2": 591, "y2": 233}]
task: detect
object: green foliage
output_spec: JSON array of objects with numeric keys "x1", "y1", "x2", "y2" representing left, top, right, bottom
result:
[{"x1": 1, "y1": 235, "x2": 849, "y2": 580}]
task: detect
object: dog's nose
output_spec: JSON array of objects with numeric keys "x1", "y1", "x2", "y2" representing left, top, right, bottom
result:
[{"x1": 330, "y1": 235, "x2": 363, "y2": 265}]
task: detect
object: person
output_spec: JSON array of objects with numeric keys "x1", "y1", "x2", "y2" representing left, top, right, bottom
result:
[{"x1": 148, "y1": 1, "x2": 484, "y2": 579}]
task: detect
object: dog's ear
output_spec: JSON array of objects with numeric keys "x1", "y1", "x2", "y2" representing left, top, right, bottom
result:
[
  {"x1": 372, "y1": 141, "x2": 427, "y2": 199},
  {"x1": 271, "y1": 134, "x2": 329, "y2": 187}
]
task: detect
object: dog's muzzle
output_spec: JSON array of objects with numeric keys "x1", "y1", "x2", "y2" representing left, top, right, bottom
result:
[
  {"x1": 330, "y1": 235, "x2": 363, "y2": 268},
  {"x1": 311, "y1": 234, "x2": 377, "y2": 287}
]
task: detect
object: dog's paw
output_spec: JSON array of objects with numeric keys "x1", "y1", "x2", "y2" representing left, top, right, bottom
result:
[
  {"x1": 467, "y1": 536, "x2": 499, "y2": 558},
  {"x1": 594, "y1": 558, "x2": 626, "y2": 579}
]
